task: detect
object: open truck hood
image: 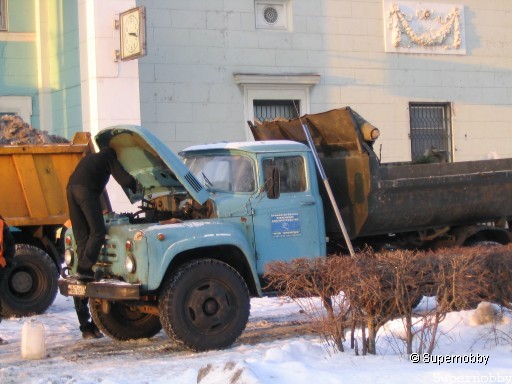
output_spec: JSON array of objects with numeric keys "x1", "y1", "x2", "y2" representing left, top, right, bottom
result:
[{"x1": 95, "y1": 125, "x2": 210, "y2": 205}]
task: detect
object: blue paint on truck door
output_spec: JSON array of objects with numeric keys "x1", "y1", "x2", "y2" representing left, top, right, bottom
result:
[{"x1": 251, "y1": 153, "x2": 326, "y2": 275}]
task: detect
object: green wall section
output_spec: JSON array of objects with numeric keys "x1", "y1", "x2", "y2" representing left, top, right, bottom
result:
[
  {"x1": 0, "y1": 0, "x2": 82, "y2": 138},
  {"x1": 6, "y1": 0, "x2": 35, "y2": 33},
  {"x1": 0, "y1": 41, "x2": 38, "y2": 89},
  {"x1": 47, "y1": 0, "x2": 82, "y2": 138},
  {"x1": 0, "y1": 0, "x2": 39, "y2": 126}
]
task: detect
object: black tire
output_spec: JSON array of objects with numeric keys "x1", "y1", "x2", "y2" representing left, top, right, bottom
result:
[
  {"x1": 89, "y1": 299, "x2": 162, "y2": 341},
  {"x1": 159, "y1": 259, "x2": 250, "y2": 351},
  {"x1": 0, "y1": 244, "x2": 58, "y2": 317}
]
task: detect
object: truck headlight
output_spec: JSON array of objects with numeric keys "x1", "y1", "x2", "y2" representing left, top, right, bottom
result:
[
  {"x1": 125, "y1": 254, "x2": 136, "y2": 273},
  {"x1": 64, "y1": 248, "x2": 74, "y2": 266}
]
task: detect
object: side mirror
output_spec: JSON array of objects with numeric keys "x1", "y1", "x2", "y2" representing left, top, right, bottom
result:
[{"x1": 266, "y1": 166, "x2": 280, "y2": 199}]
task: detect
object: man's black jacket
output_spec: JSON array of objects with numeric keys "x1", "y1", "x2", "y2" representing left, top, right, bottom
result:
[{"x1": 67, "y1": 147, "x2": 136, "y2": 194}]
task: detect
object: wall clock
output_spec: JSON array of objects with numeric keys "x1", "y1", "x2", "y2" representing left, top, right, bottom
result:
[{"x1": 120, "y1": 6, "x2": 146, "y2": 61}]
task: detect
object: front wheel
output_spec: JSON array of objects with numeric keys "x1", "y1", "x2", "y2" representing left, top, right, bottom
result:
[
  {"x1": 0, "y1": 244, "x2": 58, "y2": 317},
  {"x1": 159, "y1": 259, "x2": 250, "y2": 351},
  {"x1": 90, "y1": 299, "x2": 162, "y2": 340}
]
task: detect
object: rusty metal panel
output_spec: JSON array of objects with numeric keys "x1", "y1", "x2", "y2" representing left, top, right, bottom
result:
[{"x1": 251, "y1": 107, "x2": 364, "y2": 157}]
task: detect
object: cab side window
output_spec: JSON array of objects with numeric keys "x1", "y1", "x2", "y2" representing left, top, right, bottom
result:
[{"x1": 263, "y1": 156, "x2": 306, "y2": 193}]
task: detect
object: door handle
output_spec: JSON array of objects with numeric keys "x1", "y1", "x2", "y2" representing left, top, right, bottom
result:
[{"x1": 300, "y1": 201, "x2": 315, "y2": 206}]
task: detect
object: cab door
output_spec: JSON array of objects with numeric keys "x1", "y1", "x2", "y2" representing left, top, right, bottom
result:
[{"x1": 251, "y1": 153, "x2": 326, "y2": 275}]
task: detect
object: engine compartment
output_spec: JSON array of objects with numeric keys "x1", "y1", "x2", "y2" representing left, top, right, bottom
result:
[{"x1": 118, "y1": 191, "x2": 215, "y2": 225}]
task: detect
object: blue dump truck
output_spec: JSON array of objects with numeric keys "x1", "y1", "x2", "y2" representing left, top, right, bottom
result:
[{"x1": 58, "y1": 108, "x2": 512, "y2": 350}]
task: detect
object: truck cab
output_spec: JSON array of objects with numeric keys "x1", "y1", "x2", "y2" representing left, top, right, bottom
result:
[{"x1": 180, "y1": 140, "x2": 326, "y2": 276}]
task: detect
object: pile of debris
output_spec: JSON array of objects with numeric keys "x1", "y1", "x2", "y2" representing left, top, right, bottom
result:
[{"x1": 0, "y1": 115, "x2": 69, "y2": 145}]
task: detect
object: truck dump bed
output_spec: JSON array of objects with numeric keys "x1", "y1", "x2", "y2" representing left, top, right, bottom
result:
[
  {"x1": 0, "y1": 132, "x2": 93, "y2": 227},
  {"x1": 250, "y1": 108, "x2": 512, "y2": 239}
]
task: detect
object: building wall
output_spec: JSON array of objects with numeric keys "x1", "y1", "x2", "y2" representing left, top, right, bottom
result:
[
  {"x1": 0, "y1": 0, "x2": 82, "y2": 139},
  {"x1": 0, "y1": 0, "x2": 39, "y2": 126},
  {"x1": 138, "y1": 0, "x2": 512, "y2": 162},
  {"x1": 46, "y1": 0, "x2": 83, "y2": 138}
]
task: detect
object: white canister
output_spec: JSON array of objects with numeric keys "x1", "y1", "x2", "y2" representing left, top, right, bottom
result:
[{"x1": 21, "y1": 319, "x2": 46, "y2": 360}]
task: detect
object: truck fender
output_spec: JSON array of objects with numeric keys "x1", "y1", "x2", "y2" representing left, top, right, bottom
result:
[{"x1": 147, "y1": 225, "x2": 262, "y2": 295}]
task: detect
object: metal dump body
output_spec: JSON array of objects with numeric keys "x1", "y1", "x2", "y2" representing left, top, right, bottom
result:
[
  {"x1": 0, "y1": 132, "x2": 93, "y2": 227},
  {"x1": 251, "y1": 108, "x2": 512, "y2": 239}
]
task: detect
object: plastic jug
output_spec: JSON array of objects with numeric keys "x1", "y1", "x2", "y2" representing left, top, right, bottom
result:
[{"x1": 21, "y1": 319, "x2": 46, "y2": 359}]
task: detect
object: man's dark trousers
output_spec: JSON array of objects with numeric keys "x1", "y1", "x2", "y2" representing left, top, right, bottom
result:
[{"x1": 66, "y1": 185, "x2": 106, "y2": 272}]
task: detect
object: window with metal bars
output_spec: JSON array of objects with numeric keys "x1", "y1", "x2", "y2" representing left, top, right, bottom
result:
[
  {"x1": 409, "y1": 103, "x2": 453, "y2": 162},
  {"x1": 253, "y1": 100, "x2": 300, "y2": 122},
  {"x1": 0, "y1": 0, "x2": 7, "y2": 31}
]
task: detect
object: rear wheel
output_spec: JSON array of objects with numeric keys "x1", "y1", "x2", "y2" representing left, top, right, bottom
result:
[
  {"x1": 159, "y1": 259, "x2": 250, "y2": 351},
  {"x1": 89, "y1": 299, "x2": 162, "y2": 341},
  {"x1": 0, "y1": 244, "x2": 58, "y2": 317}
]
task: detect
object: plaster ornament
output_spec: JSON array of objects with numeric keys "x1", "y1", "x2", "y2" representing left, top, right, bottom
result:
[{"x1": 389, "y1": 3, "x2": 461, "y2": 50}]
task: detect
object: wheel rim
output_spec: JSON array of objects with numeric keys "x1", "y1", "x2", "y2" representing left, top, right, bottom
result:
[{"x1": 184, "y1": 279, "x2": 236, "y2": 335}]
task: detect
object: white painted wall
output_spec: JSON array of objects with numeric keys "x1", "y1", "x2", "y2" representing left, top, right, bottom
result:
[
  {"x1": 137, "y1": 0, "x2": 512, "y2": 163},
  {"x1": 78, "y1": 0, "x2": 141, "y2": 212}
]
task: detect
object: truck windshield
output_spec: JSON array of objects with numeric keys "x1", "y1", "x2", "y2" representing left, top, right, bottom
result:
[{"x1": 184, "y1": 155, "x2": 255, "y2": 193}]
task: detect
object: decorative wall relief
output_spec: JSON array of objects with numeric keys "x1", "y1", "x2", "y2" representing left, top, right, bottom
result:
[{"x1": 383, "y1": 1, "x2": 466, "y2": 55}]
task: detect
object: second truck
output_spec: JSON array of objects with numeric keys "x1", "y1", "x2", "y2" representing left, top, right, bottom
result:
[
  {"x1": 58, "y1": 107, "x2": 512, "y2": 350},
  {"x1": 0, "y1": 132, "x2": 98, "y2": 317}
]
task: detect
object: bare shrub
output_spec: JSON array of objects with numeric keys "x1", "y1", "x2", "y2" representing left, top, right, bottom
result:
[
  {"x1": 413, "y1": 246, "x2": 494, "y2": 354},
  {"x1": 264, "y1": 257, "x2": 350, "y2": 353},
  {"x1": 434, "y1": 247, "x2": 493, "y2": 312},
  {"x1": 263, "y1": 243, "x2": 512, "y2": 357},
  {"x1": 384, "y1": 249, "x2": 435, "y2": 354},
  {"x1": 483, "y1": 244, "x2": 512, "y2": 309},
  {"x1": 337, "y1": 250, "x2": 398, "y2": 355}
]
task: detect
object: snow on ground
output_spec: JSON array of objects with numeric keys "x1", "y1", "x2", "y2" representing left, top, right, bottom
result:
[{"x1": 0, "y1": 294, "x2": 511, "y2": 384}]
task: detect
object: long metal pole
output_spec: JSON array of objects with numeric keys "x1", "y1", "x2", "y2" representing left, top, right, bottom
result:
[{"x1": 297, "y1": 117, "x2": 355, "y2": 256}]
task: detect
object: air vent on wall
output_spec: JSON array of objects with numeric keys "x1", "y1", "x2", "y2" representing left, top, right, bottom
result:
[
  {"x1": 263, "y1": 7, "x2": 279, "y2": 24},
  {"x1": 255, "y1": 1, "x2": 290, "y2": 30}
]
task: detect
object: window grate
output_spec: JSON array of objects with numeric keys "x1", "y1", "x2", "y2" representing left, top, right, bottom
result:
[
  {"x1": 254, "y1": 100, "x2": 300, "y2": 122},
  {"x1": 409, "y1": 103, "x2": 452, "y2": 162}
]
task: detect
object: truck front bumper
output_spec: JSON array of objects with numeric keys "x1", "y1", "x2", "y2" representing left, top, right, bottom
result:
[{"x1": 58, "y1": 278, "x2": 140, "y2": 300}]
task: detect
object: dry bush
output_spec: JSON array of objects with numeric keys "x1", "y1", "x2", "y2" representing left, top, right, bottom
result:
[
  {"x1": 264, "y1": 257, "x2": 350, "y2": 353},
  {"x1": 415, "y1": 245, "x2": 507, "y2": 355},
  {"x1": 483, "y1": 244, "x2": 512, "y2": 309},
  {"x1": 434, "y1": 247, "x2": 494, "y2": 312},
  {"x1": 336, "y1": 250, "x2": 399, "y2": 355},
  {"x1": 384, "y1": 249, "x2": 435, "y2": 354},
  {"x1": 264, "y1": 244, "x2": 512, "y2": 357}
]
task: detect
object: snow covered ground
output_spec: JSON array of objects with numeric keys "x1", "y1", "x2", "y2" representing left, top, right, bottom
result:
[{"x1": 0, "y1": 294, "x2": 511, "y2": 384}]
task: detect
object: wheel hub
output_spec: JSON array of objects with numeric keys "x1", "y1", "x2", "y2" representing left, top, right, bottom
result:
[
  {"x1": 203, "y1": 298, "x2": 219, "y2": 315},
  {"x1": 11, "y1": 270, "x2": 33, "y2": 294}
]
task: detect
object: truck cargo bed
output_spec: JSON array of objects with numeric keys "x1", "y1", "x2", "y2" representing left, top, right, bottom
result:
[
  {"x1": 325, "y1": 156, "x2": 512, "y2": 237},
  {"x1": 0, "y1": 132, "x2": 92, "y2": 227}
]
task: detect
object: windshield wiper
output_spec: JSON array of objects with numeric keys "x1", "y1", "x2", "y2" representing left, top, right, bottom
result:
[{"x1": 202, "y1": 173, "x2": 213, "y2": 189}]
